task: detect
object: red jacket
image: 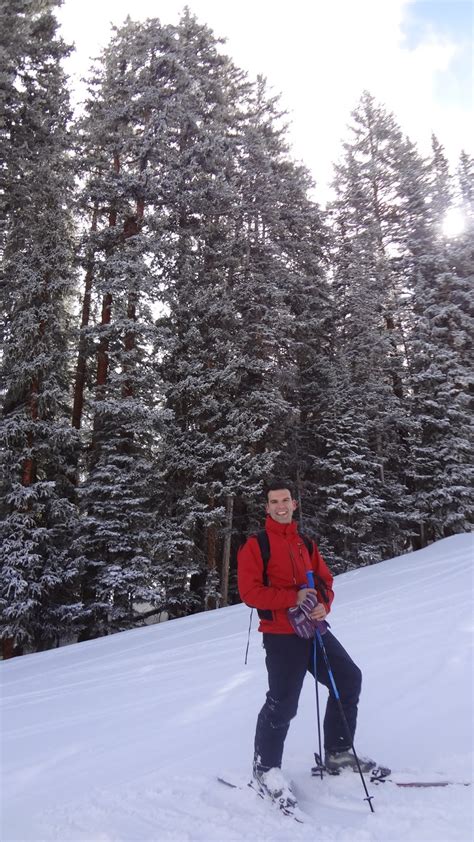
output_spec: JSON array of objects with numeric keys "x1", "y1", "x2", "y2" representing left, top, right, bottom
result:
[{"x1": 238, "y1": 516, "x2": 334, "y2": 634}]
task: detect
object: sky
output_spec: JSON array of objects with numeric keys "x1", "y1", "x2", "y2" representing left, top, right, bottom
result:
[{"x1": 56, "y1": 0, "x2": 474, "y2": 203}]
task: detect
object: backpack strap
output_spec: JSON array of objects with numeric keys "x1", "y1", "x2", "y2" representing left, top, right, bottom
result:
[
  {"x1": 255, "y1": 530, "x2": 271, "y2": 585},
  {"x1": 254, "y1": 530, "x2": 272, "y2": 621},
  {"x1": 300, "y1": 533, "x2": 313, "y2": 559}
]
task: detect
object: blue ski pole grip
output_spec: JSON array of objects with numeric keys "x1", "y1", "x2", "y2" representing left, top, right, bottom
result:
[{"x1": 306, "y1": 570, "x2": 315, "y2": 589}]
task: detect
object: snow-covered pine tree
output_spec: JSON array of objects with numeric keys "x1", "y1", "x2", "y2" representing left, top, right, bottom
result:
[
  {"x1": 152, "y1": 16, "x2": 280, "y2": 615},
  {"x1": 0, "y1": 0, "x2": 24, "y2": 253},
  {"x1": 315, "y1": 229, "x2": 402, "y2": 569},
  {"x1": 405, "y1": 144, "x2": 473, "y2": 544},
  {"x1": 0, "y1": 0, "x2": 79, "y2": 656},
  {"x1": 72, "y1": 18, "x2": 169, "y2": 640},
  {"x1": 322, "y1": 93, "x2": 418, "y2": 567},
  {"x1": 429, "y1": 134, "x2": 452, "y2": 224},
  {"x1": 457, "y1": 151, "x2": 474, "y2": 216},
  {"x1": 311, "y1": 359, "x2": 390, "y2": 572},
  {"x1": 239, "y1": 83, "x2": 332, "y2": 545},
  {"x1": 155, "y1": 23, "x2": 330, "y2": 612},
  {"x1": 221, "y1": 76, "x2": 331, "y2": 593}
]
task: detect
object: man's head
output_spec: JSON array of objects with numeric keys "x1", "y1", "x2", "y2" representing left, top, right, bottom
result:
[{"x1": 265, "y1": 479, "x2": 297, "y2": 524}]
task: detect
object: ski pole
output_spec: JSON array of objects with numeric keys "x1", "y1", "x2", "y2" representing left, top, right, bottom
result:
[
  {"x1": 305, "y1": 573, "x2": 323, "y2": 778},
  {"x1": 306, "y1": 571, "x2": 374, "y2": 813},
  {"x1": 244, "y1": 608, "x2": 254, "y2": 665}
]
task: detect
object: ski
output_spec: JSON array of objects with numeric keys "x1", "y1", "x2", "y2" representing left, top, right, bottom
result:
[
  {"x1": 388, "y1": 781, "x2": 470, "y2": 788},
  {"x1": 216, "y1": 776, "x2": 305, "y2": 823},
  {"x1": 370, "y1": 770, "x2": 471, "y2": 788},
  {"x1": 310, "y1": 762, "x2": 470, "y2": 789}
]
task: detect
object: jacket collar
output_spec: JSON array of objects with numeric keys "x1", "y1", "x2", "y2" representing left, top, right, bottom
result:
[{"x1": 265, "y1": 515, "x2": 299, "y2": 538}]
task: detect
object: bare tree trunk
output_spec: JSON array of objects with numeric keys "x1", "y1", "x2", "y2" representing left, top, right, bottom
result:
[
  {"x1": 205, "y1": 492, "x2": 218, "y2": 611},
  {"x1": 205, "y1": 522, "x2": 217, "y2": 610},
  {"x1": 220, "y1": 495, "x2": 234, "y2": 606},
  {"x1": 2, "y1": 638, "x2": 15, "y2": 660}
]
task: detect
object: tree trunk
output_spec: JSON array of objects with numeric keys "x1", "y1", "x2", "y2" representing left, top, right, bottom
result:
[
  {"x1": 72, "y1": 205, "x2": 98, "y2": 429},
  {"x1": 122, "y1": 198, "x2": 144, "y2": 398},
  {"x1": 2, "y1": 638, "x2": 15, "y2": 660},
  {"x1": 96, "y1": 293, "x2": 113, "y2": 388},
  {"x1": 419, "y1": 520, "x2": 426, "y2": 549},
  {"x1": 220, "y1": 495, "x2": 234, "y2": 606},
  {"x1": 205, "y1": 509, "x2": 218, "y2": 610},
  {"x1": 122, "y1": 291, "x2": 137, "y2": 399},
  {"x1": 95, "y1": 153, "x2": 120, "y2": 392}
]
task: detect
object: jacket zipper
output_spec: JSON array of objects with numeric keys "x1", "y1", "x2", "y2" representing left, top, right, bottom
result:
[{"x1": 287, "y1": 543, "x2": 299, "y2": 585}]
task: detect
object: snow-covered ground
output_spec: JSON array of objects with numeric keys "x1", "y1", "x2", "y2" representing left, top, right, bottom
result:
[{"x1": 2, "y1": 533, "x2": 473, "y2": 842}]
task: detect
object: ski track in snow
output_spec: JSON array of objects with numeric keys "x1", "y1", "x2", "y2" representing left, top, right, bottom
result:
[{"x1": 1, "y1": 533, "x2": 473, "y2": 842}]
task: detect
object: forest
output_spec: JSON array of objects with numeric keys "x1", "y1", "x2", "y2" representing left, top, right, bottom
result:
[{"x1": 1, "y1": 1, "x2": 472, "y2": 656}]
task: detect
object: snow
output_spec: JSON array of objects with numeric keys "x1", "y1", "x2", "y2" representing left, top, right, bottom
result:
[{"x1": 2, "y1": 533, "x2": 473, "y2": 842}]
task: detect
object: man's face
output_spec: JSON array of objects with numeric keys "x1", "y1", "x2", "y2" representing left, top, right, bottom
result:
[{"x1": 266, "y1": 488, "x2": 297, "y2": 524}]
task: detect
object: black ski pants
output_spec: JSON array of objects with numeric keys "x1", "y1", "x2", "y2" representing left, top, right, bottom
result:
[{"x1": 254, "y1": 631, "x2": 362, "y2": 771}]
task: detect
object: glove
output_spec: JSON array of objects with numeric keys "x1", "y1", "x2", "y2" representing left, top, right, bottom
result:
[{"x1": 287, "y1": 591, "x2": 328, "y2": 639}]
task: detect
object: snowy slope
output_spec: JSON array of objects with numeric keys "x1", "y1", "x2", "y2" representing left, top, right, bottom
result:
[{"x1": 1, "y1": 534, "x2": 473, "y2": 842}]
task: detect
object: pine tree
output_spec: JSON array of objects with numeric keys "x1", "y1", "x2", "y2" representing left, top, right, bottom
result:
[
  {"x1": 152, "y1": 18, "x2": 282, "y2": 615},
  {"x1": 405, "y1": 146, "x2": 474, "y2": 544},
  {"x1": 71, "y1": 17, "x2": 170, "y2": 640},
  {"x1": 323, "y1": 93, "x2": 419, "y2": 566},
  {"x1": 327, "y1": 95, "x2": 472, "y2": 558},
  {"x1": 155, "y1": 26, "x2": 329, "y2": 611},
  {"x1": 219, "y1": 76, "x2": 329, "y2": 595},
  {"x1": 0, "y1": 0, "x2": 79, "y2": 656},
  {"x1": 429, "y1": 134, "x2": 452, "y2": 226},
  {"x1": 241, "y1": 86, "x2": 332, "y2": 547},
  {"x1": 457, "y1": 151, "x2": 474, "y2": 215}
]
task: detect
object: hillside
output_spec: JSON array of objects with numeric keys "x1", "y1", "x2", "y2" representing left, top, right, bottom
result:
[{"x1": 2, "y1": 533, "x2": 473, "y2": 842}]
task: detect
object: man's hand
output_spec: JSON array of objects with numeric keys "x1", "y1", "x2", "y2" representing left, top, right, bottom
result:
[
  {"x1": 309, "y1": 602, "x2": 327, "y2": 621},
  {"x1": 296, "y1": 587, "x2": 317, "y2": 605},
  {"x1": 296, "y1": 587, "x2": 327, "y2": 620}
]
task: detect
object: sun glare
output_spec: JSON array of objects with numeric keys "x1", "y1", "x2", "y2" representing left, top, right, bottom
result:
[{"x1": 442, "y1": 207, "x2": 465, "y2": 238}]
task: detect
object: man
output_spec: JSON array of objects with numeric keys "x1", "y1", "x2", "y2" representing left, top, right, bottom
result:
[{"x1": 238, "y1": 479, "x2": 373, "y2": 807}]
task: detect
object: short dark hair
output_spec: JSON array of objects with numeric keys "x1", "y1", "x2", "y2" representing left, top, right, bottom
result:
[{"x1": 264, "y1": 478, "x2": 295, "y2": 500}]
